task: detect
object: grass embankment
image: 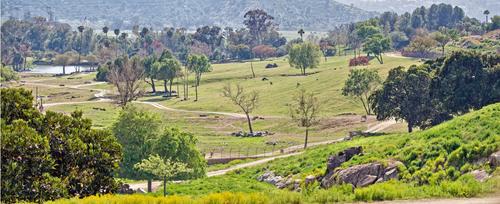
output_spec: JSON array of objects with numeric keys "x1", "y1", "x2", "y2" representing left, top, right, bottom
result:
[{"x1": 159, "y1": 103, "x2": 500, "y2": 202}]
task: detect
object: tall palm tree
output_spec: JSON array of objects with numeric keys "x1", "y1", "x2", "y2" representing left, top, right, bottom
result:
[
  {"x1": 114, "y1": 29, "x2": 120, "y2": 57},
  {"x1": 102, "y1": 26, "x2": 109, "y2": 37},
  {"x1": 77, "y1": 25, "x2": 84, "y2": 72},
  {"x1": 298, "y1": 28, "x2": 305, "y2": 40},
  {"x1": 484, "y1": 10, "x2": 490, "y2": 24}
]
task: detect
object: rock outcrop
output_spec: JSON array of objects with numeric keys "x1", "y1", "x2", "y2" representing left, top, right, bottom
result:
[
  {"x1": 257, "y1": 171, "x2": 301, "y2": 191},
  {"x1": 470, "y1": 170, "x2": 490, "y2": 182},
  {"x1": 321, "y1": 160, "x2": 402, "y2": 188},
  {"x1": 489, "y1": 151, "x2": 500, "y2": 168}
]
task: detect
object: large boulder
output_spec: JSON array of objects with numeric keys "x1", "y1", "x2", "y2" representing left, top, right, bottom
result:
[
  {"x1": 489, "y1": 151, "x2": 500, "y2": 168},
  {"x1": 326, "y1": 146, "x2": 363, "y2": 174},
  {"x1": 321, "y1": 161, "x2": 402, "y2": 189},
  {"x1": 258, "y1": 171, "x2": 284, "y2": 186},
  {"x1": 336, "y1": 163, "x2": 384, "y2": 188},
  {"x1": 470, "y1": 170, "x2": 490, "y2": 182}
]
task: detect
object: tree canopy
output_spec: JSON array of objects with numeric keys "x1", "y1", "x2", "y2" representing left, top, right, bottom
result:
[{"x1": 288, "y1": 42, "x2": 322, "y2": 75}]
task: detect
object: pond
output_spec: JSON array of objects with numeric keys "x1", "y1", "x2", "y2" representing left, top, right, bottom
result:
[{"x1": 29, "y1": 65, "x2": 94, "y2": 74}]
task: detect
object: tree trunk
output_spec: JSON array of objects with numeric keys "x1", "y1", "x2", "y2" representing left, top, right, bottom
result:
[
  {"x1": 408, "y1": 123, "x2": 413, "y2": 133},
  {"x1": 176, "y1": 78, "x2": 179, "y2": 98},
  {"x1": 151, "y1": 78, "x2": 156, "y2": 93},
  {"x1": 380, "y1": 54, "x2": 384, "y2": 64},
  {"x1": 360, "y1": 97, "x2": 370, "y2": 115},
  {"x1": 195, "y1": 84, "x2": 198, "y2": 101},
  {"x1": 164, "y1": 80, "x2": 168, "y2": 95},
  {"x1": 169, "y1": 80, "x2": 173, "y2": 96},
  {"x1": 304, "y1": 127, "x2": 309, "y2": 149},
  {"x1": 147, "y1": 179, "x2": 152, "y2": 193},
  {"x1": 163, "y1": 176, "x2": 167, "y2": 197},
  {"x1": 442, "y1": 45, "x2": 445, "y2": 56},
  {"x1": 245, "y1": 113, "x2": 253, "y2": 134},
  {"x1": 63, "y1": 65, "x2": 66, "y2": 75},
  {"x1": 250, "y1": 61, "x2": 255, "y2": 78}
]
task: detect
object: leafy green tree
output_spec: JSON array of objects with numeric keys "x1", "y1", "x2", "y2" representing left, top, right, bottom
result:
[
  {"x1": 0, "y1": 66, "x2": 19, "y2": 82},
  {"x1": 288, "y1": 42, "x2": 322, "y2": 75},
  {"x1": 143, "y1": 56, "x2": 158, "y2": 93},
  {"x1": 371, "y1": 66, "x2": 433, "y2": 132},
  {"x1": 342, "y1": 69, "x2": 381, "y2": 115},
  {"x1": 187, "y1": 54, "x2": 212, "y2": 101},
  {"x1": 135, "y1": 155, "x2": 192, "y2": 196},
  {"x1": 112, "y1": 105, "x2": 206, "y2": 183},
  {"x1": 430, "y1": 51, "x2": 496, "y2": 116},
  {"x1": 222, "y1": 84, "x2": 259, "y2": 134},
  {"x1": 154, "y1": 58, "x2": 181, "y2": 96},
  {"x1": 355, "y1": 25, "x2": 380, "y2": 40},
  {"x1": 1, "y1": 88, "x2": 122, "y2": 203},
  {"x1": 243, "y1": 9, "x2": 275, "y2": 44},
  {"x1": 289, "y1": 89, "x2": 321, "y2": 149},
  {"x1": 112, "y1": 105, "x2": 162, "y2": 179},
  {"x1": 363, "y1": 34, "x2": 391, "y2": 64}
]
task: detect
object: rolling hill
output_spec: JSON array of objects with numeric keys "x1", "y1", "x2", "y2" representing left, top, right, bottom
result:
[{"x1": 1, "y1": 0, "x2": 378, "y2": 31}]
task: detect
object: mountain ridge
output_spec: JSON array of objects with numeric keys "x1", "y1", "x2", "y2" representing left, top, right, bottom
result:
[{"x1": 0, "y1": 0, "x2": 378, "y2": 31}]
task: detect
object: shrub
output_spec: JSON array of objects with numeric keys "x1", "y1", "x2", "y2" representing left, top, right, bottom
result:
[{"x1": 349, "y1": 56, "x2": 370, "y2": 66}]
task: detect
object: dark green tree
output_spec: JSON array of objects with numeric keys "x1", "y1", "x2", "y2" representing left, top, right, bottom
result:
[
  {"x1": 363, "y1": 34, "x2": 391, "y2": 64},
  {"x1": 371, "y1": 66, "x2": 433, "y2": 132}
]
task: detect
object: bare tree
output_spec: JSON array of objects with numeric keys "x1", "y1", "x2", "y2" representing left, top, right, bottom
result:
[
  {"x1": 289, "y1": 89, "x2": 321, "y2": 149},
  {"x1": 108, "y1": 56, "x2": 145, "y2": 107},
  {"x1": 222, "y1": 84, "x2": 259, "y2": 134}
]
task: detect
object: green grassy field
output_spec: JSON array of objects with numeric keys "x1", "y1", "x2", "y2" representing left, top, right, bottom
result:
[
  {"x1": 142, "y1": 55, "x2": 421, "y2": 116},
  {"x1": 17, "y1": 54, "x2": 417, "y2": 153}
]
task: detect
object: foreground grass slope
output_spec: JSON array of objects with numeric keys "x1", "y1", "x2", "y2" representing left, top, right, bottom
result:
[
  {"x1": 51, "y1": 103, "x2": 500, "y2": 203},
  {"x1": 166, "y1": 103, "x2": 500, "y2": 199}
]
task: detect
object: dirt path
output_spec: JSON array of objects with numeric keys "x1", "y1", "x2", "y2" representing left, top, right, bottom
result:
[
  {"x1": 128, "y1": 119, "x2": 397, "y2": 191},
  {"x1": 135, "y1": 101, "x2": 247, "y2": 118}
]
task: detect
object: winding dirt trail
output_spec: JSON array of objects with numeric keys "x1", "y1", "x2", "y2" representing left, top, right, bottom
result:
[{"x1": 128, "y1": 120, "x2": 397, "y2": 191}]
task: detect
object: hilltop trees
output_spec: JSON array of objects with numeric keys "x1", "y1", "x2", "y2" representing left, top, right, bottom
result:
[
  {"x1": 1, "y1": 88, "x2": 122, "y2": 203},
  {"x1": 244, "y1": 9, "x2": 275, "y2": 44},
  {"x1": 288, "y1": 42, "x2": 322, "y2": 75},
  {"x1": 289, "y1": 89, "x2": 321, "y2": 149},
  {"x1": 371, "y1": 51, "x2": 500, "y2": 132},
  {"x1": 222, "y1": 84, "x2": 259, "y2": 134},
  {"x1": 342, "y1": 69, "x2": 381, "y2": 115},
  {"x1": 187, "y1": 54, "x2": 211, "y2": 101}
]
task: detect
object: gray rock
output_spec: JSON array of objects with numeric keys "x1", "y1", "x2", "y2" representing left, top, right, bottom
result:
[
  {"x1": 384, "y1": 168, "x2": 398, "y2": 181},
  {"x1": 358, "y1": 175, "x2": 379, "y2": 187},
  {"x1": 305, "y1": 175, "x2": 316, "y2": 186},
  {"x1": 490, "y1": 151, "x2": 500, "y2": 168},
  {"x1": 470, "y1": 170, "x2": 490, "y2": 182},
  {"x1": 336, "y1": 163, "x2": 384, "y2": 188},
  {"x1": 136, "y1": 188, "x2": 146, "y2": 194}
]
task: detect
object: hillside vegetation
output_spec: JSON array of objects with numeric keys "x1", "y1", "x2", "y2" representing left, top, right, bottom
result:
[
  {"x1": 161, "y1": 103, "x2": 500, "y2": 202},
  {"x1": 1, "y1": 0, "x2": 377, "y2": 30}
]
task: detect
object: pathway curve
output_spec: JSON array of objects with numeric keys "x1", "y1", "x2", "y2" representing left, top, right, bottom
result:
[{"x1": 128, "y1": 119, "x2": 397, "y2": 190}]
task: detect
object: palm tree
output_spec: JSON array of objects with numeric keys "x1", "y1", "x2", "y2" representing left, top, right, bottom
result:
[
  {"x1": 77, "y1": 25, "x2": 84, "y2": 72},
  {"x1": 298, "y1": 28, "x2": 305, "y2": 40},
  {"x1": 102, "y1": 26, "x2": 109, "y2": 37},
  {"x1": 484, "y1": 10, "x2": 490, "y2": 23},
  {"x1": 114, "y1": 29, "x2": 120, "y2": 57}
]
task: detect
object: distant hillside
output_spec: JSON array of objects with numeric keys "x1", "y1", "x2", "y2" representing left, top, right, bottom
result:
[
  {"x1": 336, "y1": 0, "x2": 500, "y2": 20},
  {"x1": 1, "y1": 0, "x2": 378, "y2": 31}
]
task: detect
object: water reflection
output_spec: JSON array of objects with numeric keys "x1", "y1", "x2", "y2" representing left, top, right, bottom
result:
[{"x1": 29, "y1": 65, "x2": 94, "y2": 74}]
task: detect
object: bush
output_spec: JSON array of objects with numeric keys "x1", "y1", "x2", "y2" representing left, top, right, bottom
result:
[
  {"x1": 95, "y1": 64, "x2": 109, "y2": 81},
  {"x1": 0, "y1": 66, "x2": 19, "y2": 82},
  {"x1": 349, "y1": 56, "x2": 370, "y2": 66}
]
